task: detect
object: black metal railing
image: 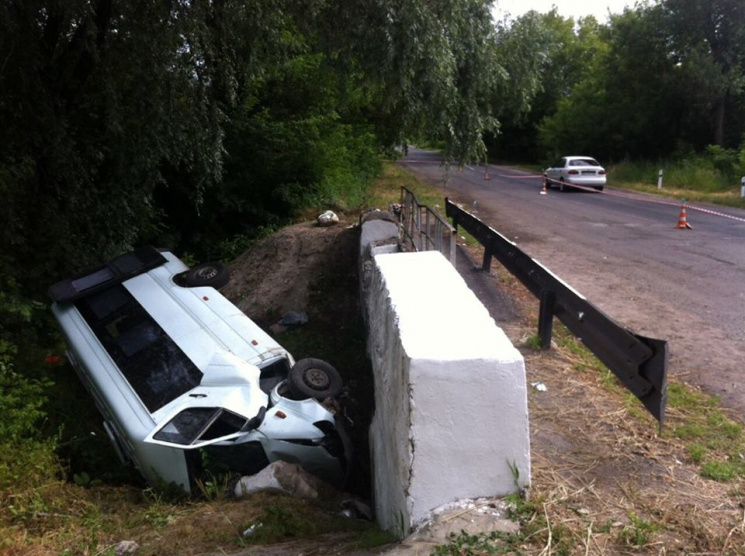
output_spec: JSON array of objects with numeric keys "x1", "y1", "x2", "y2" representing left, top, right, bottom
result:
[
  {"x1": 445, "y1": 198, "x2": 668, "y2": 427},
  {"x1": 400, "y1": 187, "x2": 456, "y2": 263}
]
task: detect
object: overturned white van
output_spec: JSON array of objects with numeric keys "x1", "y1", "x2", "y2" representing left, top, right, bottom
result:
[{"x1": 49, "y1": 246, "x2": 350, "y2": 493}]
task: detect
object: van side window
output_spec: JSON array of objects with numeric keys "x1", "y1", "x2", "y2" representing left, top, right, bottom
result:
[
  {"x1": 75, "y1": 285, "x2": 203, "y2": 411},
  {"x1": 153, "y1": 408, "x2": 247, "y2": 445}
]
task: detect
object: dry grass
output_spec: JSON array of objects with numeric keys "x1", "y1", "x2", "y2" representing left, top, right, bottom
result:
[{"x1": 453, "y1": 238, "x2": 745, "y2": 555}]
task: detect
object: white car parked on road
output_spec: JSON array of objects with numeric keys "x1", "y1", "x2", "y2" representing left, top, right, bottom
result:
[
  {"x1": 49, "y1": 246, "x2": 350, "y2": 493},
  {"x1": 544, "y1": 156, "x2": 607, "y2": 191}
]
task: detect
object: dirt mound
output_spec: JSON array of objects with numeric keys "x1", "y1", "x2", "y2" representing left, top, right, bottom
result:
[{"x1": 221, "y1": 221, "x2": 354, "y2": 328}]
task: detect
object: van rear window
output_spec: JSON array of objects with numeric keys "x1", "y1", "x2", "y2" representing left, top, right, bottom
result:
[{"x1": 75, "y1": 285, "x2": 202, "y2": 412}]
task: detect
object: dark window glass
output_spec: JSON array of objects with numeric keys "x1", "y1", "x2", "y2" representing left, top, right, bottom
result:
[
  {"x1": 201, "y1": 410, "x2": 246, "y2": 441},
  {"x1": 569, "y1": 158, "x2": 599, "y2": 167},
  {"x1": 154, "y1": 407, "x2": 216, "y2": 444},
  {"x1": 154, "y1": 408, "x2": 246, "y2": 445},
  {"x1": 71, "y1": 268, "x2": 115, "y2": 293},
  {"x1": 75, "y1": 285, "x2": 203, "y2": 411}
]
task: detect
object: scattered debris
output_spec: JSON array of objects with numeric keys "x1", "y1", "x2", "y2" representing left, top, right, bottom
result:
[
  {"x1": 114, "y1": 540, "x2": 139, "y2": 556},
  {"x1": 279, "y1": 311, "x2": 308, "y2": 327},
  {"x1": 397, "y1": 498, "x2": 519, "y2": 549},
  {"x1": 234, "y1": 461, "x2": 331, "y2": 499},
  {"x1": 242, "y1": 522, "x2": 263, "y2": 537},
  {"x1": 340, "y1": 498, "x2": 374, "y2": 521},
  {"x1": 317, "y1": 210, "x2": 339, "y2": 227},
  {"x1": 531, "y1": 381, "x2": 547, "y2": 392}
]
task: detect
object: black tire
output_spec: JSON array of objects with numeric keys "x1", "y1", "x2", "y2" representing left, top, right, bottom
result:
[
  {"x1": 595, "y1": 186, "x2": 604, "y2": 191},
  {"x1": 288, "y1": 358, "x2": 343, "y2": 400},
  {"x1": 183, "y1": 262, "x2": 230, "y2": 289},
  {"x1": 544, "y1": 176, "x2": 551, "y2": 189},
  {"x1": 559, "y1": 179, "x2": 566, "y2": 192}
]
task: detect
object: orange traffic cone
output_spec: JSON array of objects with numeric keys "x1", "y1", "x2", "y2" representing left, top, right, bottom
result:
[
  {"x1": 540, "y1": 179, "x2": 547, "y2": 195},
  {"x1": 675, "y1": 203, "x2": 692, "y2": 229}
]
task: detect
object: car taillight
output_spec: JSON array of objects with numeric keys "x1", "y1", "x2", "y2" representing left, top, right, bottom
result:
[
  {"x1": 598, "y1": 170, "x2": 606, "y2": 175},
  {"x1": 568, "y1": 169, "x2": 579, "y2": 175}
]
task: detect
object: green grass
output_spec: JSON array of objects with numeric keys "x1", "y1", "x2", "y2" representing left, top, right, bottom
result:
[
  {"x1": 551, "y1": 324, "x2": 745, "y2": 483},
  {"x1": 363, "y1": 163, "x2": 445, "y2": 211},
  {"x1": 618, "y1": 513, "x2": 661, "y2": 547},
  {"x1": 607, "y1": 158, "x2": 745, "y2": 209},
  {"x1": 666, "y1": 383, "x2": 745, "y2": 481}
]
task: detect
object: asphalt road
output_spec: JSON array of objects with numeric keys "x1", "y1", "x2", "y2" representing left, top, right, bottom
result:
[{"x1": 398, "y1": 147, "x2": 745, "y2": 416}]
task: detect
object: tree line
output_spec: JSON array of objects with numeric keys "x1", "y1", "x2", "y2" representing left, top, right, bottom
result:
[{"x1": 492, "y1": 0, "x2": 745, "y2": 168}]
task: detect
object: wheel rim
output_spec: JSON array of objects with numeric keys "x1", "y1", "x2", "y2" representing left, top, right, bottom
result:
[
  {"x1": 195, "y1": 267, "x2": 218, "y2": 280},
  {"x1": 304, "y1": 368, "x2": 330, "y2": 391}
]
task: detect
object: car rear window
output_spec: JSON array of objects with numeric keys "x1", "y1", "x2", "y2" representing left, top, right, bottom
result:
[
  {"x1": 75, "y1": 285, "x2": 203, "y2": 412},
  {"x1": 569, "y1": 158, "x2": 600, "y2": 167}
]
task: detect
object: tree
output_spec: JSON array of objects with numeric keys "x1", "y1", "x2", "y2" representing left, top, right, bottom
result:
[
  {"x1": 487, "y1": 10, "x2": 605, "y2": 162},
  {"x1": 662, "y1": 0, "x2": 745, "y2": 147},
  {"x1": 0, "y1": 0, "x2": 230, "y2": 292}
]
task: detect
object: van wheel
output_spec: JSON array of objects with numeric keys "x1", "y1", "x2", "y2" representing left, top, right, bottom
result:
[
  {"x1": 184, "y1": 262, "x2": 230, "y2": 289},
  {"x1": 288, "y1": 359, "x2": 343, "y2": 400}
]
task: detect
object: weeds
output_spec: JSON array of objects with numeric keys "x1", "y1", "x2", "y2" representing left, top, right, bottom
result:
[
  {"x1": 618, "y1": 513, "x2": 660, "y2": 547},
  {"x1": 523, "y1": 333, "x2": 543, "y2": 350},
  {"x1": 667, "y1": 382, "x2": 745, "y2": 480},
  {"x1": 432, "y1": 530, "x2": 518, "y2": 555}
]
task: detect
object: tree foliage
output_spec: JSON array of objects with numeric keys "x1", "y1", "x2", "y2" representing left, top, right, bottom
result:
[
  {"x1": 1, "y1": 0, "x2": 508, "y2": 296},
  {"x1": 496, "y1": 0, "x2": 745, "y2": 165}
]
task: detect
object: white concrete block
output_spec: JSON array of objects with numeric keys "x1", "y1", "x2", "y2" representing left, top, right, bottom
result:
[
  {"x1": 367, "y1": 251, "x2": 530, "y2": 535},
  {"x1": 359, "y1": 219, "x2": 399, "y2": 257}
]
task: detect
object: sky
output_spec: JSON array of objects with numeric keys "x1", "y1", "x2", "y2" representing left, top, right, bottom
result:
[{"x1": 492, "y1": 0, "x2": 635, "y2": 23}]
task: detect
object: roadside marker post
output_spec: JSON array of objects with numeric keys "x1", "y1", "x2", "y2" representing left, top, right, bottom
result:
[
  {"x1": 741, "y1": 176, "x2": 745, "y2": 198},
  {"x1": 658, "y1": 169, "x2": 664, "y2": 190}
]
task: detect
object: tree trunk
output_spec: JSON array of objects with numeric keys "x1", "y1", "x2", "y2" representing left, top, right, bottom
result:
[{"x1": 714, "y1": 95, "x2": 726, "y2": 146}]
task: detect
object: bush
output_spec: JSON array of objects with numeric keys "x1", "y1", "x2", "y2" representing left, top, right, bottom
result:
[
  {"x1": 610, "y1": 149, "x2": 739, "y2": 191},
  {"x1": 0, "y1": 276, "x2": 62, "y2": 517}
]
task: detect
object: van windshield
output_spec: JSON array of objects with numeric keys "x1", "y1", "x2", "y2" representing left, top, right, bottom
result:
[{"x1": 75, "y1": 285, "x2": 203, "y2": 411}]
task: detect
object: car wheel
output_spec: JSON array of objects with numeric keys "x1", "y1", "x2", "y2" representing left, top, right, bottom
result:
[
  {"x1": 595, "y1": 186, "x2": 604, "y2": 191},
  {"x1": 183, "y1": 262, "x2": 230, "y2": 289},
  {"x1": 559, "y1": 179, "x2": 566, "y2": 192},
  {"x1": 544, "y1": 176, "x2": 551, "y2": 189},
  {"x1": 288, "y1": 358, "x2": 343, "y2": 400}
]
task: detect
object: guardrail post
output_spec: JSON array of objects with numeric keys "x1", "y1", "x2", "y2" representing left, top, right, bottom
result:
[
  {"x1": 538, "y1": 290, "x2": 556, "y2": 348},
  {"x1": 482, "y1": 235, "x2": 492, "y2": 272}
]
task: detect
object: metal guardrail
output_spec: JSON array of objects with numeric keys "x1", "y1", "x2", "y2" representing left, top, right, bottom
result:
[
  {"x1": 445, "y1": 198, "x2": 668, "y2": 427},
  {"x1": 400, "y1": 187, "x2": 456, "y2": 264}
]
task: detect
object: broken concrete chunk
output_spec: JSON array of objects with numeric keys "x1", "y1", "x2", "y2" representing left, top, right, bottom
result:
[{"x1": 234, "y1": 461, "x2": 327, "y2": 499}]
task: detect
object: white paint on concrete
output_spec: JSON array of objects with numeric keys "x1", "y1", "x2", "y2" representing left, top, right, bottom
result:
[{"x1": 366, "y1": 250, "x2": 530, "y2": 535}]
